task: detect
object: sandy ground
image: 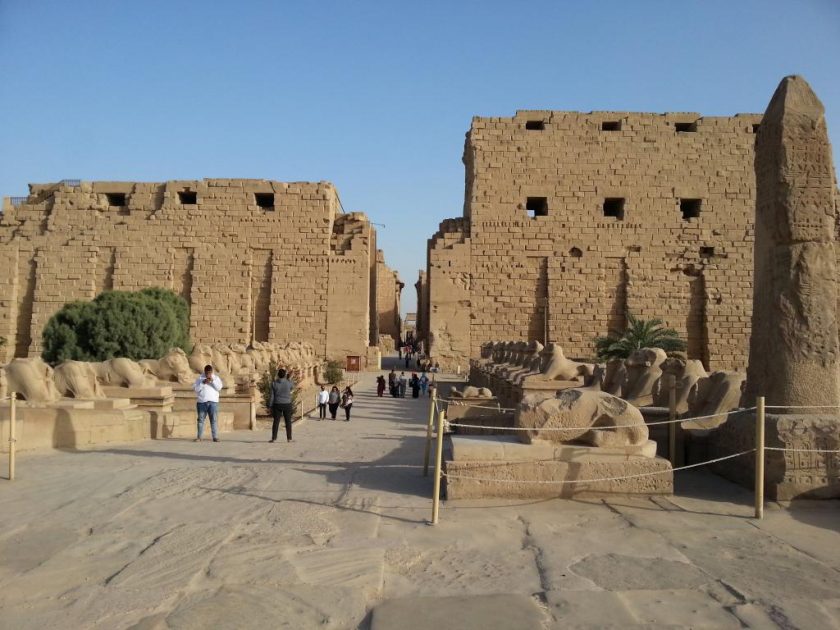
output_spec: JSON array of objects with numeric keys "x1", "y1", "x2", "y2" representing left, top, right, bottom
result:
[{"x1": 1, "y1": 359, "x2": 839, "y2": 629}]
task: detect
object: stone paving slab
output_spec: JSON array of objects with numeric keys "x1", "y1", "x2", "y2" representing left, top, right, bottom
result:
[{"x1": 370, "y1": 593, "x2": 547, "y2": 630}]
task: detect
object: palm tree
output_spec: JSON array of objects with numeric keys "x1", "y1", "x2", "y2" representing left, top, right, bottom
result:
[{"x1": 595, "y1": 313, "x2": 686, "y2": 361}]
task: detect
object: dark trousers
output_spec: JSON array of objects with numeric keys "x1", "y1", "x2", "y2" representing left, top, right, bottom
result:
[
  {"x1": 344, "y1": 403, "x2": 352, "y2": 421},
  {"x1": 328, "y1": 402, "x2": 339, "y2": 419},
  {"x1": 271, "y1": 403, "x2": 294, "y2": 440},
  {"x1": 318, "y1": 403, "x2": 327, "y2": 418}
]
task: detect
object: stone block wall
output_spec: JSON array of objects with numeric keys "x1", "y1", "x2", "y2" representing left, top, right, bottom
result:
[
  {"x1": 375, "y1": 249, "x2": 403, "y2": 345},
  {"x1": 0, "y1": 179, "x2": 387, "y2": 363},
  {"x1": 428, "y1": 110, "x2": 763, "y2": 371}
]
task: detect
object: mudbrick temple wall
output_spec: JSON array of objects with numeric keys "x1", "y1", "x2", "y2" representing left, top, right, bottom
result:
[
  {"x1": 0, "y1": 179, "x2": 392, "y2": 364},
  {"x1": 425, "y1": 109, "x2": 771, "y2": 371},
  {"x1": 375, "y1": 249, "x2": 403, "y2": 345}
]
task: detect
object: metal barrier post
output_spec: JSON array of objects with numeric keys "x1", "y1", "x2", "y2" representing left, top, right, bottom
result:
[
  {"x1": 8, "y1": 393, "x2": 16, "y2": 481},
  {"x1": 431, "y1": 408, "x2": 445, "y2": 525},
  {"x1": 667, "y1": 374, "x2": 677, "y2": 466},
  {"x1": 423, "y1": 389, "x2": 437, "y2": 476},
  {"x1": 755, "y1": 396, "x2": 765, "y2": 519}
]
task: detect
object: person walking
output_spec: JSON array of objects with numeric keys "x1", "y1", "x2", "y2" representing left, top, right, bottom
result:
[
  {"x1": 419, "y1": 371, "x2": 429, "y2": 396},
  {"x1": 410, "y1": 372, "x2": 421, "y2": 398},
  {"x1": 398, "y1": 372, "x2": 407, "y2": 398},
  {"x1": 193, "y1": 364, "x2": 223, "y2": 442},
  {"x1": 268, "y1": 368, "x2": 295, "y2": 443},
  {"x1": 317, "y1": 385, "x2": 329, "y2": 419},
  {"x1": 328, "y1": 386, "x2": 340, "y2": 419},
  {"x1": 376, "y1": 375, "x2": 386, "y2": 397},
  {"x1": 388, "y1": 369, "x2": 398, "y2": 397},
  {"x1": 341, "y1": 386, "x2": 354, "y2": 421}
]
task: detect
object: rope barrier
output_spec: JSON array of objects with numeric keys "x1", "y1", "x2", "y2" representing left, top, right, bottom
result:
[
  {"x1": 445, "y1": 407, "x2": 756, "y2": 432},
  {"x1": 439, "y1": 399, "x2": 516, "y2": 412},
  {"x1": 764, "y1": 447, "x2": 840, "y2": 454},
  {"x1": 765, "y1": 405, "x2": 840, "y2": 410},
  {"x1": 441, "y1": 449, "x2": 756, "y2": 485}
]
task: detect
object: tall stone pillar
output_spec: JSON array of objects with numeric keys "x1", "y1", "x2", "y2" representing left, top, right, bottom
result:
[{"x1": 743, "y1": 75, "x2": 840, "y2": 409}]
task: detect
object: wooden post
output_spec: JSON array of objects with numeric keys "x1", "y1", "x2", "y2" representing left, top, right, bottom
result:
[
  {"x1": 8, "y1": 393, "x2": 16, "y2": 481},
  {"x1": 431, "y1": 408, "x2": 445, "y2": 525},
  {"x1": 667, "y1": 374, "x2": 677, "y2": 466},
  {"x1": 755, "y1": 396, "x2": 765, "y2": 519},
  {"x1": 423, "y1": 389, "x2": 437, "y2": 476}
]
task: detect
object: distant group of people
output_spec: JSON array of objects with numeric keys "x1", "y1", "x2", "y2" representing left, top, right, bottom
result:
[
  {"x1": 193, "y1": 351, "x2": 437, "y2": 446},
  {"x1": 316, "y1": 384, "x2": 354, "y2": 422},
  {"x1": 397, "y1": 336, "x2": 440, "y2": 373},
  {"x1": 378, "y1": 369, "x2": 433, "y2": 399}
]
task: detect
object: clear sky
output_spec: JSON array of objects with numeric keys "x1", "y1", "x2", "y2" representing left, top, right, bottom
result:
[{"x1": 1, "y1": 0, "x2": 839, "y2": 316}]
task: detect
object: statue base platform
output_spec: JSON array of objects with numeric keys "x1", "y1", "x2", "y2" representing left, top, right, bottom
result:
[
  {"x1": 444, "y1": 435, "x2": 672, "y2": 499},
  {"x1": 151, "y1": 410, "x2": 235, "y2": 439},
  {"x1": 101, "y1": 386, "x2": 174, "y2": 412},
  {"x1": 171, "y1": 385, "x2": 257, "y2": 430},
  {"x1": 0, "y1": 402, "x2": 149, "y2": 452},
  {"x1": 708, "y1": 412, "x2": 840, "y2": 500}
]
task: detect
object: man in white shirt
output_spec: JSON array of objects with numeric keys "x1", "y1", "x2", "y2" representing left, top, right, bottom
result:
[
  {"x1": 193, "y1": 364, "x2": 223, "y2": 442},
  {"x1": 317, "y1": 385, "x2": 329, "y2": 420}
]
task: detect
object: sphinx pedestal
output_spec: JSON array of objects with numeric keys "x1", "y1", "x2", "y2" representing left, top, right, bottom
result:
[{"x1": 444, "y1": 435, "x2": 672, "y2": 499}]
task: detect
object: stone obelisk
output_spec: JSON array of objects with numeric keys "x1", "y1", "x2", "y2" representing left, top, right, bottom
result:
[{"x1": 743, "y1": 75, "x2": 840, "y2": 409}]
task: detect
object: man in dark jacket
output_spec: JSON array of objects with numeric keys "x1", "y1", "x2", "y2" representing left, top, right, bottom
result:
[{"x1": 268, "y1": 368, "x2": 295, "y2": 443}]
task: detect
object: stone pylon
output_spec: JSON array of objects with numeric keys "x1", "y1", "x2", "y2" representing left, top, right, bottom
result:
[{"x1": 743, "y1": 76, "x2": 840, "y2": 409}]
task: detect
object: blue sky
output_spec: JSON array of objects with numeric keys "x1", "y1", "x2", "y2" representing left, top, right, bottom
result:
[{"x1": 1, "y1": 0, "x2": 839, "y2": 315}]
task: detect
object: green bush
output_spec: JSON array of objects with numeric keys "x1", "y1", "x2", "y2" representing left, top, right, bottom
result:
[
  {"x1": 41, "y1": 288, "x2": 191, "y2": 364},
  {"x1": 258, "y1": 361, "x2": 281, "y2": 410},
  {"x1": 594, "y1": 313, "x2": 687, "y2": 361},
  {"x1": 324, "y1": 360, "x2": 343, "y2": 385}
]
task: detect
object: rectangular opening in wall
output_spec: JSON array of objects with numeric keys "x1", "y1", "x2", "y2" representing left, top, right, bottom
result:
[
  {"x1": 603, "y1": 198, "x2": 625, "y2": 220},
  {"x1": 525, "y1": 120, "x2": 545, "y2": 130},
  {"x1": 526, "y1": 197, "x2": 548, "y2": 218},
  {"x1": 178, "y1": 190, "x2": 197, "y2": 204},
  {"x1": 106, "y1": 193, "x2": 126, "y2": 207},
  {"x1": 751, "y1": 124, "x2": 760, "y2": 134},
  {"x1": 675, "y1": 121, "x2": 697, "y2": 133},
  {"x1": 601, "y1": 121, "x2": 621, "y2": 131},
  {"x1": 680, "y1": 198, "x2": 702, "y2": 220},
  {"x1": 700, "y1": 246, "x2": 715, "y2": 258},
  {"x1": 254, "y1": 192, "x2": 275, "y2": 209}
]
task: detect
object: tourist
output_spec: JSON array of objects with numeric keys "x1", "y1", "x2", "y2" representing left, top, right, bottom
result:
[
  {"x1": 398, "y1": 372, "x2": 407, "y2": 397},
  {"x1": 317, "y1": 385, "x2": 329, "y2": 419},
  {"x1": 268, "y1": 368, "x2": 295, "y2": 442},
  {"x1": 341, "y1": 386, "x2": 354, "y2": 421},
  {"x1": 405, "y1": 354, "x2": 411, "y2": 369},
  {"x1": 376, "y1": 374, "x2": 386, "y2": 397},
  {"x1": 388, "y1": 369, "x2": 398, "y2": 397},
  {"x1": 328, "y1": 386, "x2": 341, "y2": 419},
  {"x1": 410, "y1": 372, "x2": 420, "y2": 398},
  {"x1": 419, "y1": 371, "x2": 429, "y2": 396},
  {"x1": 193, "y1": 364, "x2": 223, "y2": 442}
]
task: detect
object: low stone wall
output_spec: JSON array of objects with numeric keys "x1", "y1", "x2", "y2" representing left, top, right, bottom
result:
[
  {"x1": 0, "y1": 401, "x2": 236, "y2": 451},
  {"x1": 708, "y1": 411, "x2": 840, "y2": 500}
]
